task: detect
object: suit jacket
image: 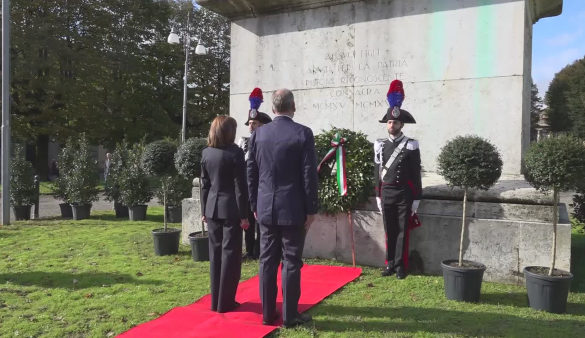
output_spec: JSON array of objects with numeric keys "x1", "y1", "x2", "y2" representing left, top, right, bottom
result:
[
  {"x1": 247, "y1": 115, "x2": 319, "y2": 226},
  {"x1": 200, "y1": 144, "x2": 248, "y2": 221},
  {"x1": 373, "y1": 134, "x2": 422, "y2": 200}
]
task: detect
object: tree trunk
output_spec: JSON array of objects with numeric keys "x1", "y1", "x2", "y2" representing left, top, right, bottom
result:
[
  {"x1": 163, "y1": 181, "x2": 167, "y2": 232},
  {"x1": 458, "y1": 187, "x2": 468, "y2": 267},
  {"x1": 549, "y1": 189, "x2": 559, "y2": 276}
]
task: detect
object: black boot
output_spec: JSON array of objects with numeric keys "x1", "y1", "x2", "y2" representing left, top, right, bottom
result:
[
  {"x1": 395, "y1": 266, "x2": 407, "y2": 279},
  {"x1": 381, "y1": 266, "x2": 394, "y2": 277}
]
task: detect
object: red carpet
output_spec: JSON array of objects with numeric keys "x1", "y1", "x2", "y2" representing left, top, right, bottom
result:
[{"x1": 119, "y1": 265, "x2": 362, "y2": 338}]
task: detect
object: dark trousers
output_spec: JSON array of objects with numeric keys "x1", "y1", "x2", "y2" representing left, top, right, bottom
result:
[
  {"x1": 207, "y1": 218, "x2": 243, "y2": 312},
  {"x1": 259, "y1": 223, "x2": 306, "y2": 323},
  {"x1": 382, "y1": 189, "x2": 412, "y2": 269},
  {"x1": 244, "y1": 211, "x2": 259, "y2": 258}
]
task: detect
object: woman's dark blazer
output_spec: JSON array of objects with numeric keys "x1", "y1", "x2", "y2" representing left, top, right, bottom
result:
[{"x1": 200, "y1": 143, "x2": 248, "y2": 221}]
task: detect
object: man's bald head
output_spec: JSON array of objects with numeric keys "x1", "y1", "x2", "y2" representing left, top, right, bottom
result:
[{"x1": 272, "y1": 89, "x2": 295, "y2": 116}]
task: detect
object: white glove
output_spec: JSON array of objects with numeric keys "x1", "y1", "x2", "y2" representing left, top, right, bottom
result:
[
  {"x1": 411, "y1": 200, "x2": 420, "y2": 216},
  {"x1": 376, "y1": 197, "x2": 383, "y2": 213}
]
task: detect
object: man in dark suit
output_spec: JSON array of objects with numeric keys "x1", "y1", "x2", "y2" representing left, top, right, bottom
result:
[{"x1": 247, "y1": 88, "x2": 319, "y2": 328}]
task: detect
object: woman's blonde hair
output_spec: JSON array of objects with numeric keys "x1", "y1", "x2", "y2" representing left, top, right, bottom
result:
[{"x1": 208, "y1": 115, "x2": 237, "y2": 148}]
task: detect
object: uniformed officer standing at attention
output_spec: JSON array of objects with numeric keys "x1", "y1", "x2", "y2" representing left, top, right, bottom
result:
[
  {"x1": 374, "y1": 80, "x2": 422, "y2": 280},
  {"x1": 237, "y1": 88, "x2": 272, "y2": 260}
]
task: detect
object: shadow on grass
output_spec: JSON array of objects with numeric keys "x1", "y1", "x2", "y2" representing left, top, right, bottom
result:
[
  {"x1": 0, "y1": 271, "x2": 162, "y2": 289},
  {"x1": 481, "y1": 291, "x2": 528, "y2": 308},
  {"x1": 313, "y1": 304, "x2": 585, "y2": 336},
  {"x1": 571, "y1": 232, "x2": 585, "y2": 293}
]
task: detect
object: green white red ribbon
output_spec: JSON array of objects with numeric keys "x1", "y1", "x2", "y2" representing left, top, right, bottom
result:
[{"x1": 317, "y1": 133, "x2": 348, "y2": 196}]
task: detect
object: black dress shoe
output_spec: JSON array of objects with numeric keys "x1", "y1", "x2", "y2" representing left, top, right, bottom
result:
[
  {"x1": 283, "y1": 313, "x2": 312, "y2": 328},
  {"x1": 381, "y1": 266, "x2": 395, "y2": 277},
  {"x1": 395, "y1": 266, "x2": 407, "y2": 279},
  {"x1": 262, "y1": 311, "x2": 279, "y2": 325}
]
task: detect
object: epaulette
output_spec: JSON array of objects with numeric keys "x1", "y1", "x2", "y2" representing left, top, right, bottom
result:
[{"x1": 406, "y1": 139, "x2": 419, "y2": 150}]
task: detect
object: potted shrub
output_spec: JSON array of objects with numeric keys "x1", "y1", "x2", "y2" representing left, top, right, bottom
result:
[
  {"x1": 155, "y1": 174, "x2": 191, "y2": 223},
  {"x1": 175, "y1": 137, "x2": 209, "y2": 261},
  {"x1": 118, "y1": 143, "x2": 152, "y2": 221},
  {"x1": 143, "y1": 140, "x2": 181, "y2": 256},
  {"x1": 10, "y1": 145, "x2": 36, "y2": 220},
  {"x1": 104, "y1": 141, "x2": 131, "y2": 218},
  {"x1": 60, "y1": 134, "x2": 100, "y2": 220},
  {"x1": 437, "y1": 135, "x2": 502, "y2": 302},
  {"x1": 523, "y1": 134, "x2": 585, "y2": 313}
]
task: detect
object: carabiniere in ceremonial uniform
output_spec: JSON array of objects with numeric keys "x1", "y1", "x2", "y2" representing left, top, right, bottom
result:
[
  {"x1": 237, "y1": 87, "x2": 272, "y2": 260},
  {"x1": 374, "y1": 79, "x2": 422, "y2": 279}
]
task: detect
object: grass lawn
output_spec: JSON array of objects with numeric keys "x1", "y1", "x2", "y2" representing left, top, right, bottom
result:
[
  {"x1": 38, "y1": 181, "x2": 105, "y2": 195},
  {"x1": 1, "y1": 209, "x2": 585, "y2": 337}
]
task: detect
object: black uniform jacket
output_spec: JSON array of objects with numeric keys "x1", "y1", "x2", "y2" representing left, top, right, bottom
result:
[
  {"x1": 200, "y1": 144, "x2": 248, "y2": 221},
  {"x1": 374, "y1": 136, "x2": 422, "y2": 200},
  {"x1": 247, "y1": 116, "x2": 319, "y2": 226}
]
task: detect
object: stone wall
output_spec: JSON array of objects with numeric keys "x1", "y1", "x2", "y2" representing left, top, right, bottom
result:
[
  {"x1": 200, "y1": 0, "x2": 564, "y2": 175},
  {"x1": 182, "y1": 174, "x2": 572, "y2": 285}
]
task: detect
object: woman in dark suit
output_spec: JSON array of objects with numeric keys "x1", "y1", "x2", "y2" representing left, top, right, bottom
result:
[{"x1": 201, "y1": 115, "x2": 249, "y2": 313}]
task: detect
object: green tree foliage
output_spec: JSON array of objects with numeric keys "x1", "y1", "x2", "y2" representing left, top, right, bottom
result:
[
  {"x1": 142, "y1": 140, "x2": 177, "y2": 177},
  {"x1": 8, "y1": 0, "x2": 231, "y2": 162},
  {"x1": 58, "y1": 134, "x2": 100, "y2": 205},
  {"x1": 10, "y1": 145, "x2": 36, "y2": 206},
  {"x1": 174, "y1": 137, "x2": 207, "y2": 179},
  {"x1": 523, "y1": 135, "x2": 585, "y2": 193},
  {"x1": 104, "y1": 141, "x2": 131, "y2": 203},
  {"x1": 523, "y1": 134, "x2": 585, "y2": 274},
  {"x1": 118, "y1": 143, "x2": 152, "y2": 207},
  {"x1": 437, "y1": 136, "x2": 502, "y2": 191},
  {"x1": 155, "y1": 174, "x2": 191, "y2": 206},
  {"x1": 315, "y1": 128, "x2": 374, "y2": 214},
  {"x1": 530, "y1": 80, "x2": 544, "y2": 142},
  {"x1": 438, "y1": 135, "x2": 503, "y2": 266},
  {"x1": 545, "y1": 57, "x2": 585, "y2": 138}
]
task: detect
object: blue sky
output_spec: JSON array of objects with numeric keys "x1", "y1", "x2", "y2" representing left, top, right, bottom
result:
[{"x1": 532, "y1": 0, "x2": 585, "y2": 98}]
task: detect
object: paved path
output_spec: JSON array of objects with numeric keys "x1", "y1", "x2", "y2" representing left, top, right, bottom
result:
[{"x1": 1, "y1": 193, "x2": 160, "y2": 221}]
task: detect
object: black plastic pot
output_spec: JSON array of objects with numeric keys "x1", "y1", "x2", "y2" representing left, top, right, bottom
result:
[
  {"x1": 128, "y1": 205, "x2": 148, "y2": 221},
  {"x1": 441, "y1": 259, "x2": 486, "y2": 302},
  {"x1": 524, "y1": 266, "x2": 573, "y2": 314},
  {"x1": 114, "y1": 201, "x2": 129, "y2": 219},
  {"x1": 13, "y1": 205, "x2": 31, "y2": 220},
  {"x1": 152, "y1": 228, "x2": 181, "y2": 256},
  {"x1": 71, "y1": 204, "x2": 91, "y2": 220},
  {"x1": 59, "y1": 203, "x2": 73, "y2": 219},
  {"x1": 189, "y1": 231, "x2": 209, "y2": 262},
  {"x1": 166, "y1": 205, "x2": 182, "y2": 223}
]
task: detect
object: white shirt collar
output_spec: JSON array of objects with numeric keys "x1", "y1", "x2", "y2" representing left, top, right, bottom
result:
[{"x1": 388, "y1": 132, "x2": 404, "y2": 142}]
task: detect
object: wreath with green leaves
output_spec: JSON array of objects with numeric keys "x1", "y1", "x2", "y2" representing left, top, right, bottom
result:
[{"x1": 315, "y1": 127, "x2": 374, "y2": 214}]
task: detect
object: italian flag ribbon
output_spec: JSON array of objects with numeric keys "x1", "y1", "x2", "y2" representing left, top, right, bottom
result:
[{"x1": 317, "y1": 132, "x2": 348, "y2": 196}]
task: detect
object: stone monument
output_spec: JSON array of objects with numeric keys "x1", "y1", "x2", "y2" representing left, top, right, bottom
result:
[{"x1": 191, "y1": 0, "x2": 568, "y2": 284}]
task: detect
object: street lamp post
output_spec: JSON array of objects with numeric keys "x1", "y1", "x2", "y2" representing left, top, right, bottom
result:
[
  {"x1": 168, "y1": 15, "x2": 207, "y2": 143},
  {"x1": 2, "y1": 0, "x2": 11, "y2": 225}
]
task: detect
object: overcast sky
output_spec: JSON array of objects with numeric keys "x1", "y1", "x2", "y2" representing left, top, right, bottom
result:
[{"x1": 532, "y1": 0, "x2": 585, "y2": 98}]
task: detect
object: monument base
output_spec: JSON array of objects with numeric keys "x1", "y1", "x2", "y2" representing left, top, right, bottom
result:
[
  {"x1": 182, "y1": 174, "x2": 571, "y2": 284},
  {"x1": 304, "y1": 174, "x2": 570, "y2": 285}
]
